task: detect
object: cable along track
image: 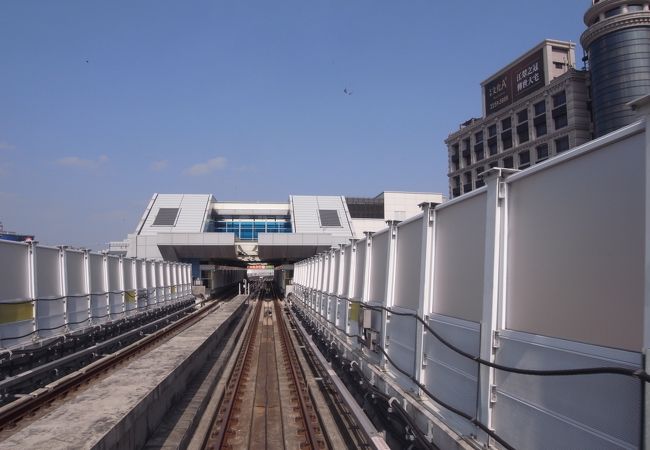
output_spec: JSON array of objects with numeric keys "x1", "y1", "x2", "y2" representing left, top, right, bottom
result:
[{"x1": 205, "y1": 286, "x2": 327, "y2": 450}]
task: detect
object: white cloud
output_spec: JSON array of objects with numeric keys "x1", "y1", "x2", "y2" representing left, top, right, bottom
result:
[
  {"x1": 150, "y1": 160, "x2": 168, "y2": 172},
  {"x1": 56, "y1": 155, "x2": 109, "y2": 169},
  {"x1": 183, "y1": 156, "x2": 227, "y2": 176}
]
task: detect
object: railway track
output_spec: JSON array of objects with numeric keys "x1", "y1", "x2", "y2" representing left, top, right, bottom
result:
[
  {"x1": 205, "y1": 283, "x2": 328, "y2": 450},
  {"x1": 0, "y1": 294, "x2": 231, "y2": 430}
]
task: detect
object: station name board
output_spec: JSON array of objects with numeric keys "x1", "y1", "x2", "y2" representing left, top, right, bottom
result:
[
  {"x1": 248, "y1": 264, "x2": 274, "y2": 270},
  {"x1": 483, "y1": 48, "x2": 545, "y2": 116}
]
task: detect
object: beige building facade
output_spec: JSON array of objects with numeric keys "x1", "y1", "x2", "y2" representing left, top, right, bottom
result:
[{"x1": 445, "y1": 40, "x2": 592, "y2": 198}]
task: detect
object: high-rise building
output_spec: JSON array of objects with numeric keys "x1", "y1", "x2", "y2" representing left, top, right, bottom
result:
[
  {"x1": 445, "y1": 40, "x2": 592, "y2": 198},
  {"x1": 581, "y1": 0, "x2": 650, "y2": 137}
]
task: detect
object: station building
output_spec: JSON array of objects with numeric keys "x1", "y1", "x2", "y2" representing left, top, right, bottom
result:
[{"x1": 109, "y1": 191, "x2": 443, "y2": 271}]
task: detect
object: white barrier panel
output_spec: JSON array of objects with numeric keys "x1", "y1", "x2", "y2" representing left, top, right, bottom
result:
[
  {"x1": 89, "y1": 252, "x2": 108, "y2": 324},
  {"x1": 64, "y1": 249, "x2": 87, "y2": 331},
  {"x1": 0, "y1": 241, "x2": 32, "y2": 346},
  {"x1": 156, "y1": 261, "x2": 164, "y2": 305},
  {"x1": 135, "y1": 259, "x2": 147, "y2": 311},
  {"x1": 123, "y1": 258, "x2": 136, "y2": 315},
  {"x1": 291, "y1": 120, "x2": 650, "y2": 450},
  {"x1": 0, "y1": 241, "x2": 193, "y2": 349},
  {"x1": 505, "y1": 132, "x2": 644, "y2": 351},
  {"x1": 433, "y1": 192, "x2": 486, "y2": 322},
  {"x1": 423, "y1": 313, "x2": 480, "y2": 436},
  {"x1": 147, "y1": 260, "x2": 158, "y2": 307},
  {"x1": 107, "y1": 256, "x2": 122, "y2": 317},
  {"x1": 35, "y1": 246, "x2": 64, "y2": 339}
]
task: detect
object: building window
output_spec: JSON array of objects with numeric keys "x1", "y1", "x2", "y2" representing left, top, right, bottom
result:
[
  {"x1": 503, "y1": 156, "x2": 513, "y2": 169},
  {"x1": 488, "y1": 161, "x2": 498, "y2": 168},
  {"x1": 462, "y1": 138, "x2": 471, "y2": 165},
  {"x1": 535, "y1": 119, "x2": 547, "y2": 138},
  {"x1": 536, "y1": 143, "x2": 549, "y2": 161},
  {"x1": 451, "y1": 143, "x2": 460, "y2": 170},
  {"x1": 475, "y1": 166, "x2": 485, "y2": 188},
  {"x1": 517, "y1": 125, "x2": 529, "y2": 144},
  {"x1": 488, "y1": 139, "x2": 498, "y2": 156},
  {"x1": 475, "y1": 130, "x2": 483, "y2": 143},
  {"x1": 463, "y1": 172, "x2": 473, "y2": 193},
  {"x1": 474, "y1": 143, "x2": 484, "y2": 161},
  {"x1": 628, "y1": 5, "x2": 644, "y2": 13},
  {"x1": 554, "y1": 110, "x2": 568, "y2": 129},
  {"x1": 518, "y1": 150, "x2": 530, "y2": 169},
  {"x1": 555, "y1": 136, "x2": 570, "y2": 153},
  {"x1": 552, "y1": 91, "x2": 566, "y2": 107},
  {"x1": 488, "y1": 124, "x2": 497, "y2": 137},
  {"x1": 502, "y1": 117, "x2": 512, "y2": 130},
  {"x1": 517, "y1": 109, "x2": 528, "y2": 124},
  {"x1": 502, "y1": 130, "x2": 513, "y2": 150},
  {"x1": 452, "y1": 176, "x2": 461, "y2": 198},
  {"x1": 534, "y1": 101, "x2": 546, "y2": 116},
  {"x1": 605, "y1": 6, "x2": 621, "y2": 17}
]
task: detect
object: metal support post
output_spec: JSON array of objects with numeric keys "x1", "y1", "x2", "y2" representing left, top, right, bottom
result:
[
  {"x1": 119, "y1": 257, "x2": 126, "y2": 316},
  {"x1": 478, "y1": 168, "x2": 513, "y2": 439},
  {"x1": 83, "y1": 250, "x2": 92, "y2": 324},
  {"x1": 380, "y1": 221, "x2": 399, "y2": 370},
  {"x1": 58, "y1": 246, "x2": 69, "y2": 332},
  {"x1": 414, "y1": 203, "x2": 437, "y2": 392},
  {"x1": 347, "y1": 240, "x2": 358, "y2": 337},
  {"x1": 629, "y1": 95, "x2": 650, "y2": 449},
  {"x1": 27, "y1": 241, "x2": 39, "y2": 341}
]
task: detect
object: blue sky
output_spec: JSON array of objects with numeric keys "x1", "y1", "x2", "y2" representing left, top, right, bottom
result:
[{"x1": 0, "y1": 1, "x2": 589, "y2": 250}]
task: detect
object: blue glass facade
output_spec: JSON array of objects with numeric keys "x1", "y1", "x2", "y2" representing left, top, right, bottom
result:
[{"x1": 210, "y1": 218, "x2": 292, "y2": 241}]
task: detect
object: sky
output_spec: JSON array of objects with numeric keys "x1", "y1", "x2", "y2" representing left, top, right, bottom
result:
[{"x1": 0, "y1": 1, "x2": 590, "y2": 250}]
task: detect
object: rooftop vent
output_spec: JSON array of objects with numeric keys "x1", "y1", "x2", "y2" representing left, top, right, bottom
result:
[
  {"x1": 153, "y1": 208, "x2": 180, "y2": 226},
  {"x1": 318, "y1": 209, "x2": 341, "y2": 227}
]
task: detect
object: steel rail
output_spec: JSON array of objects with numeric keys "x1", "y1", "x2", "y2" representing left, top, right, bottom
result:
[
  {"x1": 0, "y1": 295, "x2": 230, "y2": 429},
  {"x1": 205, "y1": 298, "x2": 263, "y2": 448},
  {"x1": 272, "y1": 285, "x2": 325, "y2": 449}
]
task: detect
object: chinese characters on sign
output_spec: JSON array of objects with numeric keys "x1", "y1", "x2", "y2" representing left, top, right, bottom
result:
[{"x1": 483, "y1": 49, "x2": 546, "y2": 116}]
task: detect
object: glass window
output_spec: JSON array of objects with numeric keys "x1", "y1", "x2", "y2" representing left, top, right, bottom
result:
[
  {"x1": 501, "y1": 117, "x2": 512, "y2": 130},
  {"x1": 605, "y1": 6, "x2": 621, "y2": 17},
  {"x1": 475, "y1": 131, "x2": 483, "y2": 143},
  {"x1": 517, "y1": 109, "x2": 528, "y2": 124},
  {"x1": 552, "y1": 91, "x2": 566, "y2": 107},
  {"x1": 554, "y1": 113, "x2": 568, "y2": 130},
  {"x1": 488, "y1": 140, "x2": 498, "y2": 156},
  {"x1": 488, "y1": 124, "x2": 497, "y2": 137},
  {"x1": 503, "y1": 156, "x2": 513, "y2": 169},
  {"x1": 474, "y1": 143, "x2": 484, "y2": 161},
  {"x1": 519, "y1": 150, "x2": 530, "y2": 169},
  {"x1": 502, "y1": 132, "x2": 513, "y2": 150},
  {"x1": 534, "y1": 101, "x2": 546, "y2": 116},
  {"x1": 535, "y1": 120, "x2": 547, "y2": 138},
  {"x1": 628, "y1": 5, "x2": 644, "y2": 13},
  {"x1": 518, "y1": 127, "x2": 529, "y2": 144},
  {"x1": 555, "y1": 136, "x2": 570, "y2": 153},
  {"x1": 536, "y1": 143, "x2": 549, "y2": 161}
]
